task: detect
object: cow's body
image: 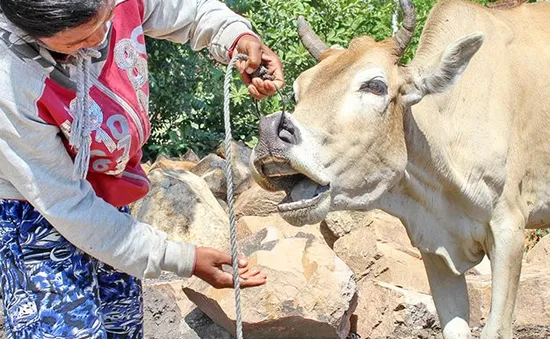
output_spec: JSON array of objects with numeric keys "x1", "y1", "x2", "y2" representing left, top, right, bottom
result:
[
  {"x1": 395, "y1": 0, "x2": 550, "y2": 269},
  {"x1": 414, "y1": 0, "x2": 550, "y2": 230},
  {"x1": 251, "y1": 0, "x2": 550, "y2": 338}
]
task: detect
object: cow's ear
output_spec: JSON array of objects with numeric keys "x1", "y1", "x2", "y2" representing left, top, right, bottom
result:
[{"x1": 401, "y1": 32, "x2": 484, "y2": 106}]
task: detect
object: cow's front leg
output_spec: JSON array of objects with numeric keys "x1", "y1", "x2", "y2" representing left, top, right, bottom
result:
[
  {"x1": 422, "y1": 252, "x2": 471, "y2": 339},
  {"x1": 482, "y1": 210, "x2": 525, "y2": 339}
]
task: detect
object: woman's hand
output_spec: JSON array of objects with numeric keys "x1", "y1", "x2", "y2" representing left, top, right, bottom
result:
[
  {"x1": 193, "y1": 246, "x2": 267, "y2": 289},
  {"x1": 233, "y1": 34, "x2": 284, "y2": 99}
]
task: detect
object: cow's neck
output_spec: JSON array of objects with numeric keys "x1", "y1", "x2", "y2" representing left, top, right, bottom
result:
[{"x1": 372, "y1": 104, "x2": 488, "y2": 274}]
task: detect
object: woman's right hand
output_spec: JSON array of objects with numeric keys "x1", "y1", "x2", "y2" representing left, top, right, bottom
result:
[{"x1": 193, "y1": 247, "x2": 267, "y2": 289}]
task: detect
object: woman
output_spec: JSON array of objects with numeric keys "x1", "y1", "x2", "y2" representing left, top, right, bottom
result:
[{"x1": 0, "y1": 0, "x2": 284, "y2": 337}]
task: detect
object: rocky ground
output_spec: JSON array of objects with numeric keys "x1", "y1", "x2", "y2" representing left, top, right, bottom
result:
[
  {"x1": 383, "y1": 326, "x2": 550, "y2": 339},
  {"x1": 3, "y1": 310, "x2": 550, "y2": 339},
  {"x1": 141, "y1": 298, "x2": 550, "y2": 339}
]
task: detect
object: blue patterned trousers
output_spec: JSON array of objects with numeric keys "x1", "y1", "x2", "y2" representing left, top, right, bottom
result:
[{"x1": 0, "y1": 200, "x2": 144, "y2": 339}]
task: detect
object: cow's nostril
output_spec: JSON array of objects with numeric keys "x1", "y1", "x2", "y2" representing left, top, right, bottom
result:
[
  {"x1": 278, "y1": 129, "x2": 294, "y2": 143},
  {"x1": 258, "y1": 111, "x2": 298, "y2": 146},
  {"x1": 280, "y1": 118, "x2": 295, "y2": 135},
  {"x1": 277, "y1": 113, "x2": 297, "y2": 144}
]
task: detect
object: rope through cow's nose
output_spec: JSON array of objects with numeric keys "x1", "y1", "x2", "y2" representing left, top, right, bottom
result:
[{"x1": 248, "y1": 62, "x2": 275, "y2": 81}]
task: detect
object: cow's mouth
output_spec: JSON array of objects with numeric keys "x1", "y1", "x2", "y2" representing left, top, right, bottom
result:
[{"x1": 254, "y1": 156, "x2": 331, "y2": 225}]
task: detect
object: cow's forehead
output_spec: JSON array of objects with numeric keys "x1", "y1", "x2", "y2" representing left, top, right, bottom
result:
[{"x1": 296, "y1": 37, "x2": 399, "y2": 94}]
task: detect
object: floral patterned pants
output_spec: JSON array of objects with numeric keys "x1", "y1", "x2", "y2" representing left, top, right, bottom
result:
[{"x1": 0, "y1": 200, "x2": 143, "y2": 339}]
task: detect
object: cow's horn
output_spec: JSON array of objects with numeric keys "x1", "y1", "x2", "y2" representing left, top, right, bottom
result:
[
  {"x1": 297, "y1": 16, "x2": 328, "y2": 61},
  {"x1": 393, "y1": 0, "x2": 417, "y2": 57}
]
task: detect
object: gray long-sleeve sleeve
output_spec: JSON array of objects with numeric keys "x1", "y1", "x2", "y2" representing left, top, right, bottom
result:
[{"x1": 142, "y1": 0, "x2": 257, "y2": 63}]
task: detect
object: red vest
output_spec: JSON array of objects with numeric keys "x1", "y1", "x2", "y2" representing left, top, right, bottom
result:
[{"x1": 37, "y1": 0, "x2": 151, "y2": 207}]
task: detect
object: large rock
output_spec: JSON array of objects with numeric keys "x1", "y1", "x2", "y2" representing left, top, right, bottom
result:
[
  {"x1": 141, "y1": 161, "x2": 152, "y2": 174},
  {"x1": 190, "y1": 143, "x2": 254, "y2": 202},
  {"x1": 143, "y1": 280, "x2": 231, "y2": 339},
  {"x1": 216, "y1": 141, "x2": 254, "y2": 193},
  {"x1": 183, "y1": 228, "x2": 357, "y2": 339},
  {"x1": 321, "y1": 210, "x2": 409, "y2": 249},
  {"x1": 524, "y1": 234, "x2": 550, "y2": 265},
  {"x1": 182, "y1": 149, "x2": 201, "y2": 162},
  {"x1": 332, "y1": 216, "x2": 428, "y2": 293},
  {"x1": 467, "y1": 266, "x2": 550, "y2": 327},
  {"x1": 187, "y1": 141, "x2": 255, "y2": 201},
  {"x1": 149, "y1": 156, "x2": 197, "y2": 173},
  {"x1": 351, "y1": 279, "x2": 438, "y2": 339},
  {"x1": 190, "y1": 154, "x2": 228, "y2": 201},
  {"x1": 234, "y1": 183, "x2": 286, "y2": 219},
  {"x1": 237, "y1": 213, "x2": 322, "y2": 241},
  {"x1": 321, "y1": 211, "x2": 372, "y2": 240},
  {"x1": 131, "y1": 169, "x2": 229, "y2": 250}
]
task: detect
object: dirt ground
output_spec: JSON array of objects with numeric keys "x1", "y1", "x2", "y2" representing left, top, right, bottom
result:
[
  {"x1": 141, "y1": 283, "x2": 550, "y2": 339},
  {"x1": 386, "y1": 325, "x2": 550, "y2": 339}
]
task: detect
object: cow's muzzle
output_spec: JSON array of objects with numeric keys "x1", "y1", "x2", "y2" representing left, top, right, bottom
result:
[{"x1": 252, "y1": 111, "x2": 331, "y2": 225}]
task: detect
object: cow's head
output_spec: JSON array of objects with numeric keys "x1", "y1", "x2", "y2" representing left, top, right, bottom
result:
[{"x1": 251, "y1": 0, "x2": 484, "y2": 226}]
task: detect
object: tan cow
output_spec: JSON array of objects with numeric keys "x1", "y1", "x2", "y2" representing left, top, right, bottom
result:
[{"x1": 251, "y1": 0, "x2": 550, "y2": 338}]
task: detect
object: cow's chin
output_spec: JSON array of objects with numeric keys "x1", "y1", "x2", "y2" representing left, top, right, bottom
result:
[{"x1": 278, "y1": 187, "x2": 331, "y2": 226}]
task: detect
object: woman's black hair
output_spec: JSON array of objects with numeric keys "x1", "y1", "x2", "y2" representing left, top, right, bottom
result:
[{"x1": 0, "y1": 0, "x2": 104, "y2": 38}]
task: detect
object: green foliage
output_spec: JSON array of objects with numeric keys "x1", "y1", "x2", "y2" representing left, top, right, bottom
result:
[
  {"x1": 145, "y1": 36, "x2": 271, "y2": 159},
  {"x1": 144, "y1": 0, "x2": 534, "y2": 160}
]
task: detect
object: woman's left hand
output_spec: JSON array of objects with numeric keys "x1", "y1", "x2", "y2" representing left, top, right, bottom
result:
[
  {"x1": 193, "y1": 247, "x2": 267, "y2": 289},
  {"x1": 233, "y1": 34, "x2": 284, "y2": 99}
]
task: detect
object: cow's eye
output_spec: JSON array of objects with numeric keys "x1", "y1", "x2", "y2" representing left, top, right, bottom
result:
[{"x1": 359, "y1": 80, "x2": 387, "y2": 96}]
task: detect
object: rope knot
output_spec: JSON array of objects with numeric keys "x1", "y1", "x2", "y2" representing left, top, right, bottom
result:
[
  {"x1": 69, "y1": 48, "x2": 102, "y2": 180},
  {"x1": 79, "y1": 48, "x2": 102, "y2": 59}
]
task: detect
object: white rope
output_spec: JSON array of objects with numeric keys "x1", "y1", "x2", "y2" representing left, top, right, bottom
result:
[
  {"x1": 71, "y1": 48, "x2": 101, "y2": 180},
  {"x1": 223, "y1": 53, "x2": 248, "y2": 339}
]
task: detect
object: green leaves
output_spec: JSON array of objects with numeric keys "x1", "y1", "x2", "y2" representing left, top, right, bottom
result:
[{"x1": 145, "y1": 0, "x2": 499, "y2": 161}]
